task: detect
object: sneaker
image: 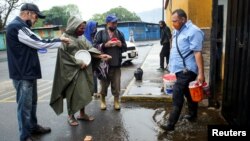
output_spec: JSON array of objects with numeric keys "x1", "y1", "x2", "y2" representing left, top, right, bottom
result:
[
  {"x1": 31, "y1": 125, "x2": 51, "y2": 134},
  {"x1": 160, "y1": 123, "x2": 175, "y2": 131},
  {"x1": 156, "y1": 68, "x2": 164, "y2": 71}
]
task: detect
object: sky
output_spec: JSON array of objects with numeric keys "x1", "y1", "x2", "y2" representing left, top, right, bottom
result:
[{"x1": 34, "y1": 0, "x2": 164, "y2": 20}]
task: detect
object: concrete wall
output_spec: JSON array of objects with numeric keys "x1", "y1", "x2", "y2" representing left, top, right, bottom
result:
[
  {"x1": 0, "y1": 27, "x2": 62, "y2": 51},
  {"x1": 188, "y1": 0, "x2": 212, "y2": 28},
  {"x1": 201, "y1": 28, "x2": 211, "y2": 83},
  {"x1": 0, "y1": 32, "x2": 6, "y2": 51},
  {"x1": 166, "y1": 0, "x2": 212, "y2": 28},
  {"x1": 33, "y1": 28, "x2": 62, "y2": 39}
]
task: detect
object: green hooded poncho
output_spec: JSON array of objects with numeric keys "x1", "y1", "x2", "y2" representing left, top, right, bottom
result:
[{"x1": 50, "y1": 16, "x2": 101, "y2": 115}]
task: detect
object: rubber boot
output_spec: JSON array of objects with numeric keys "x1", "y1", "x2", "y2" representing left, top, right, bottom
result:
[
  {"x1": 100, "y1": 95, "x2": 106, "y2": 110},
  {"x1": 114, "y1": 96, "x2": 120, "y2": 110}
]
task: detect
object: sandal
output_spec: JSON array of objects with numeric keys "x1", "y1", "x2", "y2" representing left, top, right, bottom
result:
[
  {"x1": 68, "y1": 115, "x2": 79, "y2": 126},
  {"x1": 77, "y1": 114, "x2": 95, "y2": 121}
]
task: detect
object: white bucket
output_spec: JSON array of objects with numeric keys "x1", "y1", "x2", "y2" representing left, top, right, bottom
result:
[
  {"x1": 162, "y1": 74, "x2": 176, "y2": 95},
  {"x1": 163, "y1": 79, "x2": 176, "y2": 95}
]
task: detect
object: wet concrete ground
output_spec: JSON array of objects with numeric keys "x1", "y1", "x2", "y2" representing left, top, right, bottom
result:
[
  {"x1": 0, "y1": 41, "x2": 227, "y2": 141},
  {"x1": 0, "y1": 100, "x2": 226, "y2": 141}
]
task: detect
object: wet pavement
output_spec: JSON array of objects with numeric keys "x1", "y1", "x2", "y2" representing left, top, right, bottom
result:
[
  {"x1": 0, "y1": 41, "x2": 227, "y2": 141},
  {"x1": 0, "y1": 101, "x2": 226, "y2": 141},
  {"x1": 120, "y1": 41, "x2": 227, "y2": 141}
]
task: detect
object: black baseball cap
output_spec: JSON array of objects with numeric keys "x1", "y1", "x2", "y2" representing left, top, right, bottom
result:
[{"x1": 21, "y1": 3, "x2": 46, "y2": 19}]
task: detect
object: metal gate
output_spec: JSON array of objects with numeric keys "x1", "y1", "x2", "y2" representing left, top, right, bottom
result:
[{"x1": 221, "y1": 0, "x2": 250, "y2": 126}]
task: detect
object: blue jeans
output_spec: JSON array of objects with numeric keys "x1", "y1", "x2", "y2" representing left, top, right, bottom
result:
[{"x1": 13, "y1": 79, "x2": 38, "y2": 141}]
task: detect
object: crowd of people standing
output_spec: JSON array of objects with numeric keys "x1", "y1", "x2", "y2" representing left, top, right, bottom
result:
[{"x1": 5, "y1": 2, "x2": 205, "y2": 141}]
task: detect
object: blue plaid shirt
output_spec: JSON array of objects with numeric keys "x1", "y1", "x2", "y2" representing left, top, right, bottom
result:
[{"x1": 168, "y1": 20, "x2": 204, "y2": 74}]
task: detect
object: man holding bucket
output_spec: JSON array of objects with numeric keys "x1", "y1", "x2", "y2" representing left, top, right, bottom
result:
[{"x1": 160, "y1": 9, "x2": 205, "y2": 131}]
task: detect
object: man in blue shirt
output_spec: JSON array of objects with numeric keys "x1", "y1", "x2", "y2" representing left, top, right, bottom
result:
[{"x1": 160, "y1": 9, "x2": 205, "y2": 131}]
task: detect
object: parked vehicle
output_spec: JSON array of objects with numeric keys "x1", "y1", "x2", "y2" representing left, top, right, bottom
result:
[{"x1": 122, "y1": 41, "x2": 138, "y2": 63}]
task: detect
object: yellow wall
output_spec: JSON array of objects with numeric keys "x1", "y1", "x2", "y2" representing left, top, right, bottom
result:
[{"x1": 166, "y1": 0, "x2": 212, "y2": 29}]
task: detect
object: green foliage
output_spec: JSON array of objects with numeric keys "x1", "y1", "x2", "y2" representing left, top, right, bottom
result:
[
  {"x1": 34, "y1": 19, "x2": 44, "y2": 27},
  {"x1": 42, "y1": 6, "x2": 69, "y2": 27},
  {"x1": 91, "y1": 6, "x2": 141, "y2": 25},
  {"x1": 39, "y1": 4, "x2": 81, "y2": 27},
  {"x1": 91, "y1": 14, "x2": 106, "y2": 25}
]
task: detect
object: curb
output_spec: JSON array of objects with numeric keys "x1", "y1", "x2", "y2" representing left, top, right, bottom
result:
[{"x1": 121, "y1": 94, "x2": 172, "y2": 102}]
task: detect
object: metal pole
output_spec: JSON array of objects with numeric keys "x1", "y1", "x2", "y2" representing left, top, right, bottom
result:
[
  {"x1": 162, "y1": 0, "x2": 165, "y2": 21},
  {"x1": 209, "y1": 0, "x2": 220, "y2": 108}
]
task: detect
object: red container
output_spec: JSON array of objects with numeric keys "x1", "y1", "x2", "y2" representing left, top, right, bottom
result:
[
  {"x1": 202, "y1": 82, "x2": 210, "y2": 98},
  {"x1": 189, "y1": 81, "x2": 203, "y2": 102},
  {"x1": 111, "y1": 38, "x2": 118, "y2": 41}
]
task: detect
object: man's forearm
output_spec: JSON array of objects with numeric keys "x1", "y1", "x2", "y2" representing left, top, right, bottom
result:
[{"x1": 194, "y1": 51, "x2": 204, "y2": 75}]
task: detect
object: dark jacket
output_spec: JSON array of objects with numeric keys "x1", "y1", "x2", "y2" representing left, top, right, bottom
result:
[
  {"x1": 159, "y1": 21, "x2": 171, "y2": 45},
  {"x1": 6, "y1": 16, "x2": 61, "y2": 80},
  {"x1": 93, "y1": 29, "x2": 127, "y2": 67}
]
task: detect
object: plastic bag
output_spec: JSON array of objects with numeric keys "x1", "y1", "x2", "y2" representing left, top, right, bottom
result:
[{"x1": 95, "y1": 60, "x2": 109, "y2": 80}]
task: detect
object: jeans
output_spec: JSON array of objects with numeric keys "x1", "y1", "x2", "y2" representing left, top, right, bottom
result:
[{"x1": 13, "y1": 79, "x2": 38, "y2": 141}]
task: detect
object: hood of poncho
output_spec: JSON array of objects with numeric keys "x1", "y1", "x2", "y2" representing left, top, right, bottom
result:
[{"x1": 65, "y1": 16, "x2": 85, "y2": 36}]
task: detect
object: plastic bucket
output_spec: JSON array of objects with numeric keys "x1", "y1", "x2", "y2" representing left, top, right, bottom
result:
[
  {"x1": 189, "y1": 81, "x2": 203, "y2": 102},
  {"x1": 163, "y1": 74, "x2": 176, "y2": 95},
  {"x1": 202, "y1": 82, "x2": 210, "y2": 98}
]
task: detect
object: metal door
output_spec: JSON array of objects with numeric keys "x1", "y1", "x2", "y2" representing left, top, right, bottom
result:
[{"x1": 222, "y1": 0, "x2": 250, "y2": 126}]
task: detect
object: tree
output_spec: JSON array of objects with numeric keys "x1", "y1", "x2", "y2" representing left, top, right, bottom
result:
[
  {"x1": 91, "y1": 13, "x2": 106, "y2": 25},
  {"x1": 0, "y1": 0, "x2": 20, "y2": 30},
  {"x1": 41, "y1": 4, "x2": 81, "y2": 27},
  {"x1": 91, "y1": 6, "x2": 141, "y2": 25}
]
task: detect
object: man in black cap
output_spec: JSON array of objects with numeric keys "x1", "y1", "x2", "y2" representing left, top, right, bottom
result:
[
  {"x1": 93, "y1": 14, "x2": 127, "y2": 110},
  {"x1": 20, "y1": 3, "x2": 46, "y2": 19},
  {"x1": 6, "y1": 3, "x2": 70, "y2": 141}
]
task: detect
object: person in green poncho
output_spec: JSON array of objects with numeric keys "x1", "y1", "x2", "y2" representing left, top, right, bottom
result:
[{"x1": 50, "y1": 16, "x2": 111, "y2": 126}]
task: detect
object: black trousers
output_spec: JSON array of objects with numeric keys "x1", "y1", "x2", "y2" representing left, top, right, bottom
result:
[
  {"x1": 160, "y1": 42, "x2": 170, "y2": 68},
  {"x1": 168, "y1": 71, "x2": 198, "y2": 125}
]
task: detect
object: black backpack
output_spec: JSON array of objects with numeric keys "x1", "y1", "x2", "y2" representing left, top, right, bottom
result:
[{"x1": 134, "y1": 67, "x2": 143, "y2": 81}]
